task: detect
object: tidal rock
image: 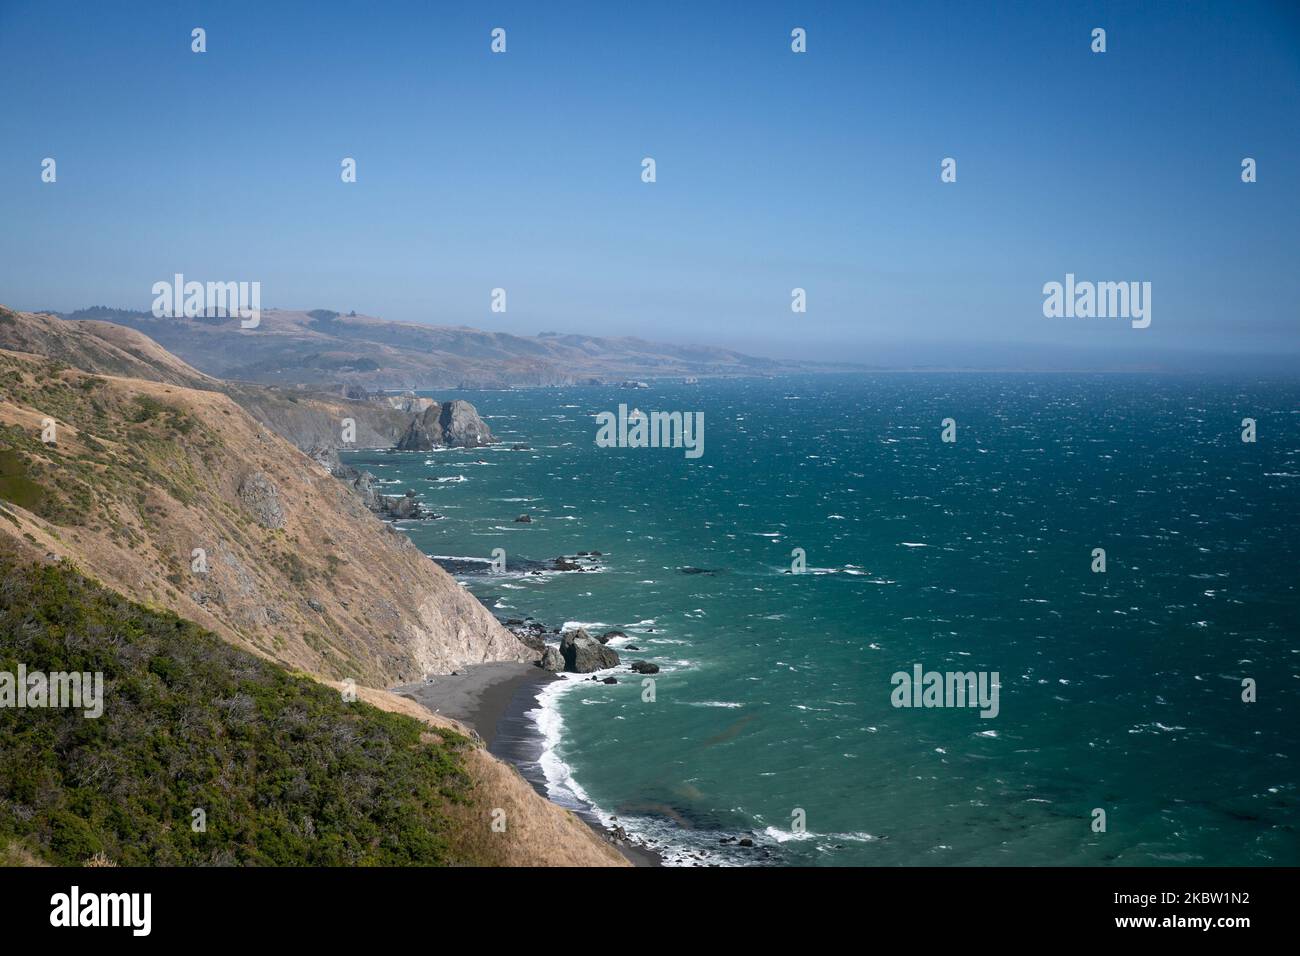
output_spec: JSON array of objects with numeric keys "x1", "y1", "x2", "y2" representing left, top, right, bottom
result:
[
  {"x1": 600, "y1": 630, "x2": 627, "y2": 644},
  {"x1": 440, "y1": 400, "x2": 494, "y2": 447},
  {"x1": 515, "y1": 514, "x2": 532, "y2": 523},
  {"x1": 539, "y1": 645, "x2": 565, "y2": 672},
  {"x1": 629, "y1": 660, "x2": 659, "y2": 674},
  {"x1": 395, "y1": 400, "x2": 496, "y2": 451},
  {"x1": 394, "y1": 404, "x2": 443, "y2": 451},
  {"x1": 505, "y1": 619, "x2": 549, "y2": 653},
  {"x1": 384, "y1": 489, "x2": 422, "y2": 520},
  {"x1": 560, "y1": 629, "x2": 620, "y2": 673}
]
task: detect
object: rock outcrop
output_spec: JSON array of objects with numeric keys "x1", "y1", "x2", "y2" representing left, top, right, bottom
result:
[
  {"x1": 237, "y1": 472, "x2": 286, "y2": 529},
  {"x1": 540, "y1": 646, "x2": 565, "y2": 672},
  {"x1": 384, "y1": 391, "x2": 436, "y2": 415},
  {"x1": 503, "y1": 619, "x2": 549, "y2": 653},
  {"x1": 396, "y1": 401, "x2": 495, "y2": 450},
  {"x1": 307, "y1": 445, "x2": 439, "y2": 521},
  {"x1": 384, "y1": 489, "x2": 424, "y2": 520},
  {"x1": 440, "y1": 400, "x2": 494, "y2": 446},
  {"x1": 559, "y1": 629, "x2": 620, "y2": 673}
]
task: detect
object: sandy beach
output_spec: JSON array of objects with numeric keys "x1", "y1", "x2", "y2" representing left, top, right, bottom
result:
[
  {"x1": 392, "y1": 663, "x2": 663, "y2": 867},
  {"x1": 392, "y1": 662, "x2": 547, "y2": 746}
]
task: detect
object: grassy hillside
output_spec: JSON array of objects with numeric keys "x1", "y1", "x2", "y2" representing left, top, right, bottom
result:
[
  {"x1": 0, "y1": 309, "x2": 627, "y2": 867},
  {"x1": 0, "y1": 550, "x2": 474, "y2": 866},
  {"x1": 0, "y1": 305, "x2": 216, "y2": 389},
  {"x1": 0, "y1": 306, "x2": 413, "y2": 452},
  {"x1": 0, "y1": 344, "x2": 530, "y2": 685}
]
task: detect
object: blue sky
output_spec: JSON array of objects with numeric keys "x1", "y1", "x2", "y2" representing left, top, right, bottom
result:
[{"x1": 1, "y1": 0, "x2": 1297, "y2": 366}]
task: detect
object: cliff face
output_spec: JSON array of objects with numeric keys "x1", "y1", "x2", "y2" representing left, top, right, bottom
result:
[
  {"x1": 0, "y1": 306, "x2": 626, "y2": 868},
  {"x1": 0, "y1": 341, "x2": 530, "y2": 685},
  {"x1": 395, "y1": 400, "x2": 495, "y2": 450},
  {"x1": 224, "y1": 384, "x2": 411, "y2": 450}
]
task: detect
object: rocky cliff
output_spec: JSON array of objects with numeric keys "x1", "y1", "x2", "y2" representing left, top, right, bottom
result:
[
  {"x1": 0, "y1": 322, "x2": 530, "y2": 685},
  {"x1": 224, "y1": 383, "x2": 412, "y2": 450},
  {"x1": 0, "y1": 305, "x2": 626, "y2": 868},
  {"x1": 396, "y1": 400, "x2": 495, "y2": 450}
]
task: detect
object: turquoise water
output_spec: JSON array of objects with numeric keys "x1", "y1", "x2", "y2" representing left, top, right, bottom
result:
[{"x1": 344, "y1": 374, "x2": 1299, "y2": 866}]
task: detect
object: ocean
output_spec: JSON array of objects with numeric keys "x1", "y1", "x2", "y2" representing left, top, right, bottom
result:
[{"x1": 342, "y1": 373, "x2": 1299, "y2": 866}]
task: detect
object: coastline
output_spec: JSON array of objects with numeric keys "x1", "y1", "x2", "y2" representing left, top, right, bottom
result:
[
  {"x1": 392, "y1": 662, "x2": 542, "y2": 746},
  {"x1": 392, "y1": 662, "x2": 664, "y2": 867}
]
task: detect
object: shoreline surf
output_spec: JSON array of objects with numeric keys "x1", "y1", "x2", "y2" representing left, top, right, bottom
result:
[{"x1": 393, "y1": 661, "x2": 664, "y2": 867}]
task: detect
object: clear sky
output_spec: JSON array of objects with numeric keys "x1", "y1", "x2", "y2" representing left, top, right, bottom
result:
[{"x1": 1, "y1": 0, "x2": 1297, "y2": 366}]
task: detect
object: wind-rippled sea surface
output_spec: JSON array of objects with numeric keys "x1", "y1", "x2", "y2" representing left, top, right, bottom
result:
[{"x1": 344, "y1": 374, "x2": 1299, "y2": 866}]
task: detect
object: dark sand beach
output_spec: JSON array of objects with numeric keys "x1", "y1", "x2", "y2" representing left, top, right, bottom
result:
[
  {"x1": 393, "y1": 662, "x2": 545, "y2": 746},
  {"x1": 392, "y1": 663, "x2": 662, "y2": 866}
]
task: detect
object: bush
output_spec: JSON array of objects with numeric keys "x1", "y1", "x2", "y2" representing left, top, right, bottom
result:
[{"x1": 0, "y1": 552, "x2": 474, "y2": 866}]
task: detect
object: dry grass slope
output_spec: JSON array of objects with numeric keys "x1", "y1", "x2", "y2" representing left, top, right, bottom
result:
[
  {"x1": 0, "y1": 345, "x2": 530, "y2": 686},
  {"x1": 0, "y1": 307, "x2": 625, "y2": 867}
]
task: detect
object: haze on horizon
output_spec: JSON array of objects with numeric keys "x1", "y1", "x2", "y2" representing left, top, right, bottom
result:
[{"x1": 1, "y1": 0, "x2": 1297, "y2": 370}]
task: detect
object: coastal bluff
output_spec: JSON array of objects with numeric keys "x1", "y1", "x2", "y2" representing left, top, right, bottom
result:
[{"x1": 0, "y1": 305, "x2": 626, "y2": 866}]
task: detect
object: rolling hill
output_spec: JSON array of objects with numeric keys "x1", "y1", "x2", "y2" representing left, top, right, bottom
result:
[{"x1": 43, "y1": 306, "x2": 812, "y2": 388}]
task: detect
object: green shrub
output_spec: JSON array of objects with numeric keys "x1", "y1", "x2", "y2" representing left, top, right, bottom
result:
[{"x1": 0, "y1": 552, "x2": 473, "y2": 866}]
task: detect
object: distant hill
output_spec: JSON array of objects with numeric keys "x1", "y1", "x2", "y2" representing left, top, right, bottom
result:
[
  {"x1": 0, "y1": 307, "x2": 417, "y2": 450},
  {"x1": 41, "y1": 306, "x2": 834, "y2": 388},
  {"x1": 0, "y1": 306, "x2": 216, "y2": 388}
]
